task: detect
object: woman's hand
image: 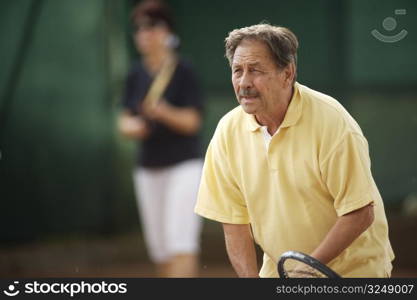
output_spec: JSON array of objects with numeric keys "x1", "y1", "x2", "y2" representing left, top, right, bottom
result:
[
  {"x1": 142, "y1": 100, "x2": 201, "y2": 136},
  {"x1": 118, "y1": 113, "x2": 150, "y2": 140}
]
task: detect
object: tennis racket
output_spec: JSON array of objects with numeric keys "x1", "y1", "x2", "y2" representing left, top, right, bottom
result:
[
  {"x1": 142, "y1": 53, "x2": 178, "y2": 109},
  {"x1": 277, "y1": 251, "x2": 341, "y2": 278}
]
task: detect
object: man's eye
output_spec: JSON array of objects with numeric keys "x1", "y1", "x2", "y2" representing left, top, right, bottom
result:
[{"x1": 233, "y1": 69, "x2": 242, "y2": 76}]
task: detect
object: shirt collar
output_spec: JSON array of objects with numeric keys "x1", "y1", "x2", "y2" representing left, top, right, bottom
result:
[{"x1": 245, "y1": 82, "x2": 302, "y2": 132}]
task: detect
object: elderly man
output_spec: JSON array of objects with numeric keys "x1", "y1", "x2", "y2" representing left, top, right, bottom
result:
[{"x1": 195, "y1": 24, "x2": 394, "y2": 277}]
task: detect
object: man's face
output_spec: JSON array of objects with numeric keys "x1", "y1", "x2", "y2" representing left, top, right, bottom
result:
[{"x1": 231, "y1": 39, "x2": 290, "y2": 115}]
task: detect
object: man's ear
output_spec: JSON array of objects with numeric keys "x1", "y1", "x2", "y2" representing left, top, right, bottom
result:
[{"x1": 284, "y1": 63, "x2": 296, "y2": 87}]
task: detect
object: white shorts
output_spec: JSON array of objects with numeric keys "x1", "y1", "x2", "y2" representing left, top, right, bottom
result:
[{"x1": 133, "y1": 158, "x2": 203, "y2": 263}]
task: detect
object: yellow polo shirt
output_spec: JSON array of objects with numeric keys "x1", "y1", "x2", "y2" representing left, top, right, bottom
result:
[{"x1": 195, "y1": 82, "x2": 394, "y2": 277}]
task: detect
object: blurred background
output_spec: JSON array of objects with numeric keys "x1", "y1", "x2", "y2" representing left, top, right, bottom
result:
[{"x1": 0, "y1": 0, "x2": 416, "y2": 277}]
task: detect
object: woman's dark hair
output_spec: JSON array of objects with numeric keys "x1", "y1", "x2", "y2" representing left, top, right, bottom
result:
[{"x1": 131, "y1": 0, "x2": 175, "y2": 32}]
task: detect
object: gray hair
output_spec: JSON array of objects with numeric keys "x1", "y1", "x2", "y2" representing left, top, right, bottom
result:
[{"x1": 225, "y1": 24, "x2": 299, "y2": 72}]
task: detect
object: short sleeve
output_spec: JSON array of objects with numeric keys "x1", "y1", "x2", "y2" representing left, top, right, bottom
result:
[
  {"x1": 195, "y1": 124, "x2": 249, "y2": 224},
  {"x1": 320, "y1": 132, "x2": 379, "y2": 216}
]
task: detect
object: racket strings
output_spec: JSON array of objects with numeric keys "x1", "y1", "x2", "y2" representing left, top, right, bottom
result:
[
  {"x1": 284, "y1": 261, "x2": 327, "y2": 278},
  {"x1": 287, "y1": 268, "x2": 326, "y2": 278}
]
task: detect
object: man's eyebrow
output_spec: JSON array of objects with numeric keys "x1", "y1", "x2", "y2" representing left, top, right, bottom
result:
[{"x1": 232, "y1": 61, "x2": 263, "y2": 68}]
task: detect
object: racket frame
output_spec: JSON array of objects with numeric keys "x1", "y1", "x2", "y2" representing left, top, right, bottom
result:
[{"x1": 277, "y1": 250, "x2": 341, "y2": 278}]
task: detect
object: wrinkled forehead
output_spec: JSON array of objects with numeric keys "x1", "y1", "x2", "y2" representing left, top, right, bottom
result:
[{"x1": 232, "y1": 38, "x2": 274, "y2": 67}]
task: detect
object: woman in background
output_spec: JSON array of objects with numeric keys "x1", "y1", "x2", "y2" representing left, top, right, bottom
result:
[{"x1": 118, "y1": 0, "x2": 204, "y2": 277}]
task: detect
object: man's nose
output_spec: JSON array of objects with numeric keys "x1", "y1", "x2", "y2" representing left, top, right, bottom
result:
[{"x1": 239, "y1": 71, "x2": 253, "y2": 89}]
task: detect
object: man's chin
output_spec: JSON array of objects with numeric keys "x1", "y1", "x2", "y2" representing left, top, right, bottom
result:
[{"x1": 240, "y1": 103, "x2": 257, "y2": 115}]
